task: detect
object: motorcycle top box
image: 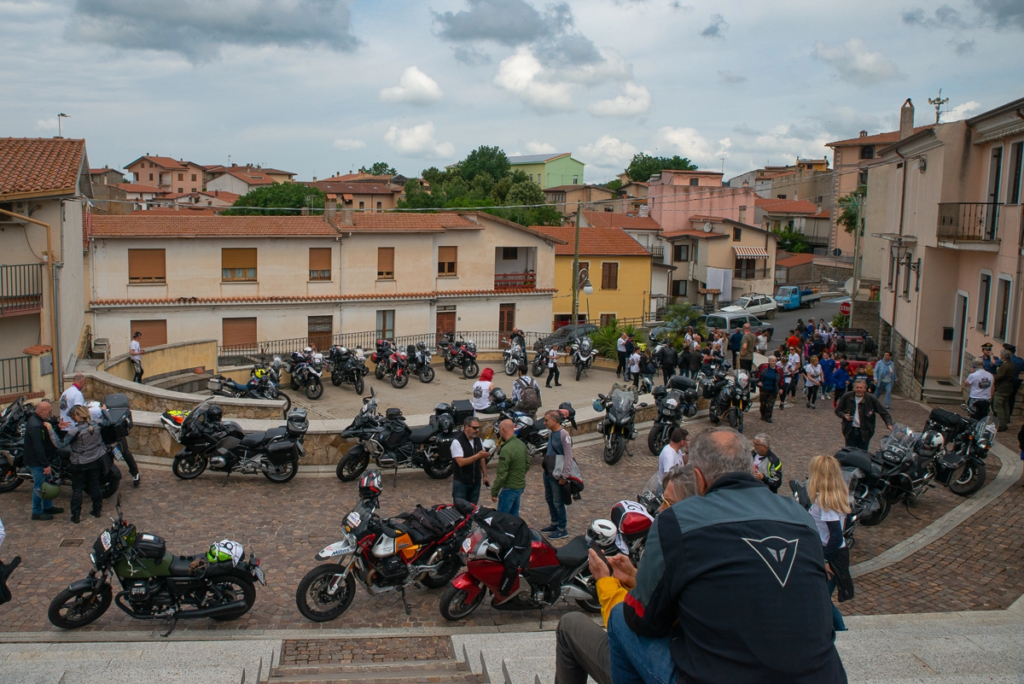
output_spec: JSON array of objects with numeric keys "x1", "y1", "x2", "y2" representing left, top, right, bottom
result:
[
  {"x1": 287, "y1": 409, "x2": 309, "y2": 435},
  {"x1": 450, "y1": 400, "x2": 475, "y2": 425}
]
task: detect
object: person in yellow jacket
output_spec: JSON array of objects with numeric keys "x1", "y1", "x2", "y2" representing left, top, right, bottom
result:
[{"x1": 554, "y1": 464, "x2": 695, "y2": 684}]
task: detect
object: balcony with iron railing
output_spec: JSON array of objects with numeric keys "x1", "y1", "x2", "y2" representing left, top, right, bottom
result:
[
  {"x1": 937, "y1": 202, "x2": 1001, "y2": 243},
  {"x1": 0, "y1": 264, "x2": 44, "y2": 317},
  {"x1": 734, "y1": 267, "x2": 770, "y2": 280},
  {"x1": 650, "y1": 246, "x2": 665, "y2": 262},
  {"x1": 494, "y1": 272, "x2": 537, "y2": 289}
]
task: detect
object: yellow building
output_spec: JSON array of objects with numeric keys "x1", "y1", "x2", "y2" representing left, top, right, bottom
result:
[{"x1": 532, "y1": 224, "x2": 653, "y2": 327}]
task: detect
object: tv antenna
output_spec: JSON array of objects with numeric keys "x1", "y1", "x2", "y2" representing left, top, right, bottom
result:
[{"x1": 928, "y1": 89, "x2": 949, "y2": 124}]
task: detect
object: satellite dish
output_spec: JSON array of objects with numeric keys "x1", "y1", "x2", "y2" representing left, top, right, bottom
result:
[
  {"x1": 843, "y1": 278, "x2": 853, "y2": 295},
  {"x1": 703, "y1": 221, "x2": 713, "y2": 233}
]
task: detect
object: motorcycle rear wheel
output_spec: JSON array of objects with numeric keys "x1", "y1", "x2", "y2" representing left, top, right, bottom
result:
[
  {"x1": 391, "y1": 371, "x2": 409, "y2": 389},
  {"x1": 444, "y1": 358, "x2": 454, "y2": 372},
  {"x1": 263, "y1": 457, "x2": 298, "y2": 483},
  {"x1": 860, "y1": 496, "x2": 891, "y2": 527},
  {"x1": 420, "y1": 556, "x2": 460, "y2": 589},
  {"x1": 948, "y1": 461, "x2": 987, "y2": 496},
  {"x1": 48, "y1": 583, "x2": 112, "y2": 629},
  {"x1": 375, "y1": 364, "x2": 386, "y2": 380},
  {"x1": 296, "y1": 565, "x2": 357, "y2": 623},
  {"x1": 0, "y1": 460, "x2": 23, "y2": 493},
  {"x1": 210, "y1": 574, "x2": 257, "y2": 621},
  {"x1": 353, "y1": 375, "x2": 364, "y2": 395},
  {"x1": 419, "y1": 366, "x2": 436, "y2": 383},
  {"x1": 100, "y1": 472, "x2": 119, "y2": 499},
  {"x1": 331, "y1": 373, "x2": 343, "y2": 387},
  {"x1": 439, "y1": 583, "x2": 486, "y2": 621},
  {"x1": 336, "y1": 446, "x2": 370, "y2": 482},
  {"x1": 423, "y1": 454, "x2": 454, "y2": 480},
  {"x1": 276, "y1": 391, "x2": 292, "y2": 419},
  {"x1": 462, "y1": 361, "x2": 479, "y2": 379},
  {"x1": 505, "y1": 359, "x2": 518, "y2": 376},
  {"x1": 172, "y1": 454, "x2": 208, "y2": 480},
  {"x1": 305, "y1": 379, "x2": 324, "y2": 400}
]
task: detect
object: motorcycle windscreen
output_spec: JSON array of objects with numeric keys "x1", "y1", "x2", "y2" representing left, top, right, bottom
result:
[{"x1": 609, "y1": 390, "x2": 634, "y2": 415}]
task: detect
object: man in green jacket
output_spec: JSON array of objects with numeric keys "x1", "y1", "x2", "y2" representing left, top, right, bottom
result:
[
  {"x1": 993, "y1": 348, "x2": 1018, "y2": 431},
  {"x1": 491, "y1": 419, "x2": 529, "y2": 516}
]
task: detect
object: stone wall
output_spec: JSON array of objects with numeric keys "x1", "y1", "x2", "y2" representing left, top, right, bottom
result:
[
  {"x1": 105, "y1": 339, "x2": 219, "y2": 383},
  {"x1": 852, "y1": 299, "x2": 881, "y2": 339},
  {"x1": 812, "y1": 262, "x2": 853, "y2": 285}
]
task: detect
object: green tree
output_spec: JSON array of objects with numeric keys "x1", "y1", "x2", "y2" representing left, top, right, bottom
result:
[
  {"x1": 358, "y1": 162, "x2": 397, "y2": 176},
  {"x1": 505, "y1": 179, "x2": 545, "y2": 206},
  {"x1": 837, "y1": 185, "x2": 866, "y2": 235},
  {"x1": 224, "y1": 184, "x2": 325, "y2": 215},
  {"x1": 490, "y1": 176, "x2": 512, "y2": 204},
  {"x1": 625, "y1": 153, "x2": 697, "y2": 182},
  {"x1": 605, "y1": 178, "x2": 623, "y2": 192},
  {"x1": 459, "y1": 145, "x2": 510, "y2": 183},
  {"x1": 771, "y1": 227, "x2": 809, "y2": 253}
]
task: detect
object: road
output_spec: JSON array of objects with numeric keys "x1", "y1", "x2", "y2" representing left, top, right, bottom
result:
[{"x1": 767, "y1": 296, "x2": 843, "y2": 339}]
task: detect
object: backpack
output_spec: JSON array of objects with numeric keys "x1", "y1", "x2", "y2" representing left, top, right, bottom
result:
[{"x1": 516, "y1": 377, "x2": 540, "y2": 412}]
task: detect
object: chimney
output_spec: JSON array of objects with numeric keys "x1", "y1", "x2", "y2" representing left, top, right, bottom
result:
[
  {"x1": 325, "y1": 194, "x2": 338, "y2": 221},
  {"x1": 301, "y1": 206, "x2": 310, "y2": 216},
  {"x1": 312, "y1": 176, "x2": 318, "y2": 182},
  {"x1": 340, "y1": 208, "x2": 354, "y2": 226},
  {"x1": 859, "y1": 130, "x2": 868, "y2": 138},
  {"x1": 899, "y1": 98, "x2": 915, "y2": 140}
]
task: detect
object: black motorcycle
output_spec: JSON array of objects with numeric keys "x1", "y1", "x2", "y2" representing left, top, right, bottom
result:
[
  {"x1": 162, "y1": 401, "x2": 308, "y2": 484},
  {"x1": 647, "y1": 381, "x2": 698, "y2": 455},
  {"x1": 596, "y1": 387, "x2": 644, "y2": 465},
  {"x1": 438, "y1": 335, "x2": 479, "y2": 379},
  {"x1": 405, "y1": 341, "x2": 436, "y2": 383},
  {"x1": 531, "y1": 343, "x2": 550, "y2": 378},
  {"x1": 287, "y1": 350, "x2": 325, "y2": 400},
  {"x1": 47, "y1": 496, "x2": 265, "y2": 630},
  {"x1": 483, "y1": 402, "x2": 577, "y2": 459},
  {"x1": 708, "y1": 370, "x2": 752, "y2": 433},
  {"x1": 923, "y1": 408, "x2": 995, "y2": 496},
  {"x1": 335, "y1": 389, "x2": 459, "y2": 483},
  {"x1": 0, "y1": 395, "x2": 126, "y2": 498},
  {"x1": 328, "y1": 345, "x2": 367, "y2": 395}
]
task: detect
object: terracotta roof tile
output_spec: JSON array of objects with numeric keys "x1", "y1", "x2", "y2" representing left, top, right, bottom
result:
[
  {"x1": 307, "y1": 180, "x2": 399, "y2": 195},
  {"x1": 23, "y1": 344, "x2": 52, "y2": 355},
  {"x1": 0, "y1": 138, "x2": 85, "y2": 198},
  {"x1": 826, "y1": 125, "x2": 935, "y2": 148},
  {"x1": 755, "y1": 198, "x2": 820, "y2": 214},
  {"x1": 90, "y1": 288, "x2": 556, "y2": 307},
  {"x1": 530, "y1": 224, "x2": 650, "y2": 256},
  {"x1": 811, "y1": 210, "x2": 831, "y2": 219},
  {"x1": 91, "y1": 215, "x2": 340, "y2": 237},
  {"x1": 582, "y1": 211, "x2": 661, "y2": 231},
  {"x1": 777, "y1": 253, "x2": 815, "y2": 268},
  {"x1": 662, "y1": 229, "x2": 730, "y2": 240},
  {"x1": 220, "y1": 169, "x2": 275, "y2": 186},
  {"x1": 345, "y1": 213, "x2": 475, "y2": 231},
  {"x1": 134, "y1": 207, "x2": 219, "y2": 216},
  {"x1": 116, "y1": 183, "x2": 162, "y2": 193},
  {"x1": 688, "y1": 215, "x2": 730, "y2": 223}
]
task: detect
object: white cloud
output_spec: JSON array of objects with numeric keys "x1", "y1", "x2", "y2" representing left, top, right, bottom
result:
[
  {"x1": 378, "y1": 66, "x2": 444, "y2": 105},
  {"x1": 525, "y1": 141, "x2": 557, "y2": 154},
  {"x1": 944, "y1": 100, "x2": 982, "y2": 122},
  {"x1": 36, "y1": 117, "x2": 58, "y2": 131},
  {"x1": 588, "y1": 82, "x2": 651, "y2": 117},
  {"x1": 333, "y1": 138, "x2": 366, "y2": 150},
  {"x1": 494, "y1": 47, "x2": 574, "y2": 113},
  {"x1": 578, "y1": 135, "x2": 639, "y2": 167},
  {"x1": 812, "y1": 39, "x2": 904, "y2": 86},
  {"x1": 654, "y1": 127, "x2": 731, "y2": 166},
  {"x1": 383, "y1": 122, "x2": 454, "y2": 158}
]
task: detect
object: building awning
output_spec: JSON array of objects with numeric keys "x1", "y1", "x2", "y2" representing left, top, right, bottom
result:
[
  {"x1": 733, "y1": 246, "x2": 770, "y2": 258},
  {"x1": 698, "y1": 288, "x2": 721, "y2": 294}
]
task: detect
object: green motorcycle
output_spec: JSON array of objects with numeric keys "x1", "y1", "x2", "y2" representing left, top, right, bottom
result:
[{"x1": 47, "y1": 497, "x2": 265, "y2": 630}]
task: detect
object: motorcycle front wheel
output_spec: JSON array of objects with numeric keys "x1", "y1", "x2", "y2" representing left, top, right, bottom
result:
[
  {"x1": 353, "y1": 375, "x2": 364, "y2": 395},
  {"x1": 296, "y1": 565, "x2": 357, "y2": 622},
  {"x1": 276, "y1": 391, "x2": 292, "y2": 420},
  {"x1": 948, "y1": 461, "x2": 987, "y2": 496},
  {"x1": 336, "y1": 446, "x2": 370, "y2": 482},
  {"x1": 419, "y1": 366, "x2": 435, "y2": 383},
  {"x1": 532, "y1": 362, "x2": 544, "y2": 377},
  {"x1": 172, "y1": 454, "x2": 208, "y2": 480},
  {"x1": 444, "y1": 358, "x2": 454, "y2": 372},
  {"x1": 305, "y1": 379, "x2": 324, "y2": 400},
  {"x1": 391, "y1": 371, "x2": 409, "y2": 389},
  {"x1": 462, "y1": 361, "x2": 479, "y2": 379},
  {"x1": 505, "y1": 358, "x2": 517, "y2": 376},
  {"x1": 375, "y1": 364, "x2": 386, "y2": 380},
  {"x1": 604, "y1": 434, "x2": 627, "y2": 465},
  {"x1": 0, "y1": 459, "x2": 23, "y2": 493},
  {"x1": 439, "y1": 583, "x2": 486, "y2": 621},
  {"x1": 263, "y1": 457, "x2": 298, "y2": 483},
  {"x1": 728, "y1": 409, "x2": 743, "y2": 433},
  {"x1": 860, "y1": 495, "x2": 892, "y2": 527},
  {"x1": 576, "y1": 363, "x2": 583, "y2": 381},
  {"x1": 331, "y1": 372, "x2": 343, "y2": 387},
  {"x1": 647, "y1": 426, "x2": 668, "y2": 456},
  {"x1": 100, "y1": 471, "x2": 120, "y2": 499},
  {"x1": 48, "y1": 583, "x2": 112, "y2": 629}
]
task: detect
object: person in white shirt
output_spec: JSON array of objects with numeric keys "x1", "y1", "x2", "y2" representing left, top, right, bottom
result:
[
  {"x1": 628, "y1": 350, "x2": 642, "y2": 389},
  {"x1": 616, "y1": 334, "x2": 628, "y2": 378},
  {"x1": 802, "y1": 356, "x2": 824, "y2": 409},
  {"x1": 59, "y1": 373, "x2": 86, "y2": 424},
  {"x1": 756, "y1": 331, "x2": 768, "y2": 354},
  {"x1": 963, "y1": 357, "x2": 994, "y2": 420},
  {"x1": 807, "y1": 454, "x2": 852, "y2": 632},
  {"x1": 656, "y1": 428, "x2": 688, "y2": 488},
  {"x1": 781, "y1": 350, "x2": 801, "y2": 408},
  {"x1": 129, "y1": 331, "x2": 145, "y2": 383}
]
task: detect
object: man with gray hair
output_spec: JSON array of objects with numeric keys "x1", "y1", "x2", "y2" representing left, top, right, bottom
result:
[
  {"x1": 752, "y1": 433, "x2": 782, "y2": 493},
  {"x1": 601, "y1": 428, "x2": 848, "y2": 683},
  {"x1": 836, "y1": 378, "x2": 892, "y2": 450},
  {"x1": 963, "y1": 357, "x2": 994, "y2": 420}
]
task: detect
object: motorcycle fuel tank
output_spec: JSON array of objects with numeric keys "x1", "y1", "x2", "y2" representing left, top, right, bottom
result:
[{"x1": 114, "y1": 551, "x2": 174, "y2": 578}]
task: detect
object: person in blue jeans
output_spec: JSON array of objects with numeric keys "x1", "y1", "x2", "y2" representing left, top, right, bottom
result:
[
  {"x1": 542, "y1": 410, "x2": 577, "y2": 539},
  {"x1": 490, "y1": 420, "x2": 528, "y2": 516},
  {"x1": 873, "y1": 351, "x2": 896, "y2": 409},
  {"x1": 23, "y1": 401, "x2": 64, "y2": 521}
]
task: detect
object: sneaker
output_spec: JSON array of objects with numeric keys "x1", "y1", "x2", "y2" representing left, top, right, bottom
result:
[
  {"x1": 31, "y1": 513, "x2": 54, "y2": 521},
  {"x1": 540, "y1": 524, "x2": 559, "y2": 533},
  {"x1": 779, "y1": 404, "x2": 785, "y2": 411},
  {"x1": 806, "y1": 402, "x2": 811, "y2": 408},
  {"x1": 549, "y1": 529, "x2": 568, "y2": 539},
  {"x1": 133, "y1": 473, "x2": 141, "y2": 487}
]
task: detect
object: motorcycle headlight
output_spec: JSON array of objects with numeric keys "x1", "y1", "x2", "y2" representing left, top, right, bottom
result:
[{"x1": 665, "y1": 398, "x2": 678, "y2": 410}]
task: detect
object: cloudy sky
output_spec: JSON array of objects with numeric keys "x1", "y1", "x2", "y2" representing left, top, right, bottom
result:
[{"x1": 2, "y1": 0, "x2": 1022, "y2": 183}]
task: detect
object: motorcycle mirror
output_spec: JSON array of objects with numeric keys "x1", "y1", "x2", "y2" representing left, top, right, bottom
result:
[{"x1": 597, "y1": 393, "x2": 606, "y2": 400}]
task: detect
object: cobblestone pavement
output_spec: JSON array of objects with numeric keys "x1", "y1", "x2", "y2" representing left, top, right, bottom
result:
[
  {"x1": 280, "y1": 636, "x2": 453, "y2": 665},
  {"x1": 0, "y1": 390, "x2": 1000, "y2": 633}
]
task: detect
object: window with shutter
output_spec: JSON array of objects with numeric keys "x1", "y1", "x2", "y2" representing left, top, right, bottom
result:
[
  {"x1": 308, "y1": 316, "x2": 333, "y2": 350},
  {"x1": 222, "y1": 248, "x2": 257, "y2": 281},
  {"x1": 309, "y1": 248, "x2": 332, "y2": 281},
  {"x1": 673, "y1": 245, "x2": 689, "y2": 261},
  {"x1": 128, "y1": 249, "x2": 166, "y2": 283},
  {"x1": 376, "y1": 310, "x2": 395, "y2": 339},
  {"x1": 222, "y1": 318, "x2": 257, "y2": 349},
  {"x1": 600, "y1": 314, "x2": 616, "y2": 327},
  {"x1": 601, "y1": 262, "x2": 618, "y2": 290},
  {"x1": 378, "y1": 248, "x2": 395, "y2": 279},
  {"x1": 438, "y1": 246, "x2": 458, "y2": 276},
  {"x1": 130, "y1": 319, "x2": 167, "y2": 347}
]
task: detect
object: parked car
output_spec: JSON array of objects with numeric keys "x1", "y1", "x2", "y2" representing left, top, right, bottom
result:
[
  {"x1": 774, "y1": 286, "x2": 822, "y2": 311},
  {"x1": 720, "y1": 294, "x2": 777, "y2": 319},
  {"x1": 537, "y1": 324, "x2": 600, "y2": 350},
  {"x1": 703, "y1": 312, "x2": 774, "y2": 341}
]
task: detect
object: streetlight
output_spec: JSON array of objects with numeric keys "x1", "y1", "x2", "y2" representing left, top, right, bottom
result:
[
  {"x1": 571, "y1": 204, "x2": 594, "y2": 340},
  {"x1": 57, "y1": 113, "x2": 69, "y2": 137}
]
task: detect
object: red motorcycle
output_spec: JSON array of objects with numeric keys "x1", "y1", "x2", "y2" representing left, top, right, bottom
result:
[
  {"x1": 438, "y1": 520, "x2": 617, "y2": 621},
  {"x1": 372, "y1": 339, "x2": 408, "y2": 389},
  {"x1": 437, "y1": 333, "x2": 479, "y2": 379}
]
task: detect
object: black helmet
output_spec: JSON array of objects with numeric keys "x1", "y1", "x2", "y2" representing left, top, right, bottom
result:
[
  {"x1": 207, "y1": 404, "x2": 223, "y2": 423},
  {"x1": 416, "y1": 341, "x2": 427, "y2": 351},
  {"x1": 436, "y1": 412, "x2": 454, "y2": 433},
  {"x1": 489, "y1": 387, "x2": 507, "y2": 404}
]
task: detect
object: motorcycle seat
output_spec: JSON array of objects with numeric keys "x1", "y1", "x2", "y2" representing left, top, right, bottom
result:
[
  {"x1": 835, "y1": 447, "x2": 874, "y2": 473},
  {"x1": 555, "y1": 535, "x2": 590, "y2": 568},
  {"x1": 382, "y1": 520, "x2": 432, "y2": 544},
  {"x1": 169, "y1": 554, "x2": 197, "y2": 576},
  {"x1": 240, "y1": 426, "x2": 287, "y2": 447},
  {"x1": 409, "y1": 424, "x2": 438, "y2": 444}
]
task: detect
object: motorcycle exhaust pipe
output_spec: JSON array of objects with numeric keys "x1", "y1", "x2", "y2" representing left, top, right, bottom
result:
[
  {"x1": 184, "y1": 598, "x2": 249, "y2": 619},
  {"x1": 563, "y1": 585, "x2": 594, "y2": 600}
]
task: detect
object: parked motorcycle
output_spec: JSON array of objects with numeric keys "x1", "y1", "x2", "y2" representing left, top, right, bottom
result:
[
  {"x1": 335, "y1": 389, "x2": 459, "y2": 482},
  {"x1": 439, "y1": 517, "x2": 614, "y2": 621},
  {"x1": 503, "y1": 342, "x2": 526, "y2": 376},
  {"x1": 296, "y1": 471, "x2": 473, "y2": 622},
  {"x1": 610, "y1": 496, "x2": 660, "y2": 565},
  {"x1": 647, "y1": 381, "x2": 698, "y2": 456},
  {"x1": 569, "y1": 337, "x2": 598, "y2": 381},
  {"x1": 708, "y1": 370, "x2": 752, "y2": 433},
  {"x1": 923, "y1": 407, "x2": 995, "y2": 496},
  {"x1": 162, "y1": 401, "x2": 308, "y2": 484},
  {"x1": 482, "y1": 402, "x2": 577, "y2": 459},
  {"x1": 48, "y1": 496, "x2": 264, "y2": 630},
  {"x1": 0, "y1": 395, "x2": 127, "y2": 498},
  {"x1": 595, "y1": 386, "x2": 644, "y2": 466},
  {"x1": 328, "y1": 345, "x2": 367, "y2": 395},
  {"x1": 405, "y1": 341, "x2": 436, "y2": 384},
  {"x1": 438, "y1": 334, "x2": 479, "y2": 379},
  {"x1": 788, "y1": 478, "x2": 863, "y2": 549},
  {"x1": 530, "y1": 343, "x2": 550, "y2": 378},
  {"x1": 287, "y1": 349, "x2": 325, "y2": 400},
  {"x1": 208, "y1": 358, "x2": 291, "y2": 414}
]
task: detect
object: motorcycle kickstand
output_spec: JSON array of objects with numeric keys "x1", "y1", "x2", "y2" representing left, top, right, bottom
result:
[
  {"x1": 400, "y1": 587, "x2": 411, "y2": 616},
  {"x1": 160, "y1": 615, "x2": 178, "y2": 638},
  {"x1": 222, "y1": 469, "x2": 232, "y2": 487},
  {"x1": 393, "y1": 465, "x2": 399, "y2": 488},
  {"x1": 538, "y1": 603, "x2": 544, "y2": 629}
]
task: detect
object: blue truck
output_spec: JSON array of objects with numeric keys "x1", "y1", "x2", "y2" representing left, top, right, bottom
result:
[{"x1": 774, "y1": 286, "x2": 822, "y2": 311}]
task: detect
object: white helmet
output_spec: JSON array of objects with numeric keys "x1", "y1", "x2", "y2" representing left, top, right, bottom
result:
[
  {"x1": 303, "y1": 346, "x2": 313, "y2": 355},
  {"x1": 586, "y1": 519, "x2": 618, "y2": 550}
]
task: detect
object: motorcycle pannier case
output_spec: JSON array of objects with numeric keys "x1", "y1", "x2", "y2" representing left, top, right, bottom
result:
[
  {"x1": 266, "y1": 440, "x2": 297, "y2": 465},
  {"x1": 133, "y1": 533, "x2": 167, "y2": 560},
  {"x1": 451, "y1": 400, "x2": 475, "y2": 426},
  {"x1": 101, "y1": 392, "x2": 134, "y2": 440},
  {"x1": 207, "y1": 377, "x2": 225, "y2": 392},
  {"x1": 926, "y1": 408, "x2": 969, "y2": 435}
]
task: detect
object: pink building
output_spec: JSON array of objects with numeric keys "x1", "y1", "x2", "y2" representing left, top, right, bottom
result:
[{"x1": 647, "y1": 169, "x2": 759, "y2": 232}]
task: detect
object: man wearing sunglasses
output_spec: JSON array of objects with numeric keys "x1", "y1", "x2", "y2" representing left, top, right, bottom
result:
[{"x1": 450, "y1": 416, "x2": 490, "y2": 504}]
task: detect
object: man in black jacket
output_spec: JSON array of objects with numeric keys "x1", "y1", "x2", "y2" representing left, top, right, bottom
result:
[
  {"x1": 23, "y1": 401, "x2": 64, "y2": 521},
  {"x1": 607, "y1": 428, "x2": 847, "y2": 684},
  {"x1": 656, "y1": 343, "x2": 678, "y2": 385},
  {"x1": 835, "y1": 379, "x2": 893, "y2": 450}
]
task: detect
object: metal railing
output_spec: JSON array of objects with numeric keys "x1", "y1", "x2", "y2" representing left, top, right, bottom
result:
[
  {"x1": 0, "y1": 264, "x2": 44, "y2": 317},
  {"x1": 649, "y1": 247, "x2": 665, "y2": 262},
  {"x1": 734, "y1": 267, "x2": 769, "y2": 280},
  {"x1": 937, "y1": 202, "x2": 1001, "y2": 241},
  {"x1": 494, "y1": 272, "x2": 537, "y2": 289},
  {"x1": 0, "y1": 356, "x2": 31, "y2": 395}
]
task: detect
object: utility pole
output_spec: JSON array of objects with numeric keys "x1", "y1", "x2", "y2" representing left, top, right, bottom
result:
[
  {"x1": 850, "y1": 191, "x2": 864, "y2": 316},
  {"x1": 928, "y1": 89, "x2": 949, "y2": 124},
  {"x1": 572, "y1": 203, "x2": 582, "y2": 340}
]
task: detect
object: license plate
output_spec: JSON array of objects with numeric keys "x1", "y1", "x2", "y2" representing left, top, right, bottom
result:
[
  {"x1": 112, "y1": 445, "x2": 123, "y2": 461},
  {"x1": 252, "y1": 566, "x2": 266, "y2": 586},
  {"x1": 100, "y1": 530, "x2": 112, "y2": 551}
]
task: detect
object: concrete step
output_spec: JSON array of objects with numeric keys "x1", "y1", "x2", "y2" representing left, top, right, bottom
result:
[
  {"x1": 268, "y1": 660, "x2": 481, "y2": 684},
  {"x1": 921, "y1": 392, "x2": 963, "y2": 405}
]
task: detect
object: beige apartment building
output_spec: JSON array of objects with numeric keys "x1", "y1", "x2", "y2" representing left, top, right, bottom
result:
[
  {"x1": 125, "y1": 155, "x2": 207, "y2": 194},
  {"x1": 86, "y1": 211, "x2": 562, "y2": 357},
  {"x1": 543, "y1": 184, "x2": 616, "y2": 217},
  {"x1": 864, "y1": 97, "x2": 1024, "y2": 397}
]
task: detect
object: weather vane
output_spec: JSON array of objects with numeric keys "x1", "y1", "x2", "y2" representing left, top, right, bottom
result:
[{"x1": 928, "y1": 89, "x2": 949, "y2": 124}]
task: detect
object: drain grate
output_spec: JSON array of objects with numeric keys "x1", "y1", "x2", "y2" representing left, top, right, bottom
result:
[{"x1": 59, "y1": 538, "x2": 85, "y2": 548}]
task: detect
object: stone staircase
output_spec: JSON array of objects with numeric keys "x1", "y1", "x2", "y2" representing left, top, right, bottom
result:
[
  {"x1": 921, "y1": 377, "x2": 964, "y2": 406},
  {"x1": 264, "y1": 659, "x2": 483, "y2": 684}
]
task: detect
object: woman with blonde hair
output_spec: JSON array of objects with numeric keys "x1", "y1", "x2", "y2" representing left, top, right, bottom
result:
[
  {"x1": 45, "y1": 404, "x2": 107, "y2": 523},
  {"x1": 807, "y1": 454, "x2": 852, "y2": 632}
]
